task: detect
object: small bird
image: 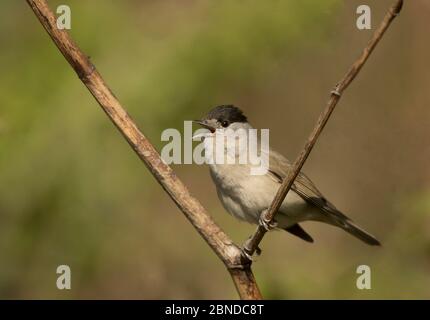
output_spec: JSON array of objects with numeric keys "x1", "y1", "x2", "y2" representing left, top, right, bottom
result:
[{"x1": 194, "y1": 105, "x2": 380, "y2": 246}]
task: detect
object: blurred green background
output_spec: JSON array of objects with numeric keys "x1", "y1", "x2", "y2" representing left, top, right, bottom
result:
[{"x1": 0, "y1": 0, "x2": 429, "y2": 299}]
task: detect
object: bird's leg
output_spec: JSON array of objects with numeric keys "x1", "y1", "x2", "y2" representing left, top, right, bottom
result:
[
  {"x1": 240, "y1": 210, "x2": 276, "y2": 262},
  {"x1": 240, "y1": 245, "x2": 254, "y2": 262},
  {"x1": 259, "y1": 209, "x2": 278, "y2": 231},
  {"x1": 330, "y1": 82, "x2": 342, "y2": 97},
  {"x1": 241, "y1": 237, "x2": 262, "y2": 261}
]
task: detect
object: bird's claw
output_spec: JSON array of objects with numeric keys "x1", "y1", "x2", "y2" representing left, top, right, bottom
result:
[
  {"x1": 330, "y1": 83, "x2": 341, "y2": 97},
  {"x1": 241, "y1": 239, "x2": 262, "y2": 262},
  {"x1": 239, "y1": 211, "x2": 275, "y2": 262},
  {"x1": 241, "y1": 247, "x2": 254, "y2": 262},
  {"x1": 259, "y1": 215, "x2": 277, "y2": 231}
]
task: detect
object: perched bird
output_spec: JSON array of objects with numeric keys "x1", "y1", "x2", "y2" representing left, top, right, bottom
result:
[{"x1": 194, "y1": 105, "x2": 380, "y2": 246}]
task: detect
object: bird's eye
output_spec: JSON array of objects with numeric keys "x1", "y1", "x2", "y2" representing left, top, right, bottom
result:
[{"x1": 221, "y1": 120, "x2": 229, "y2": 127}]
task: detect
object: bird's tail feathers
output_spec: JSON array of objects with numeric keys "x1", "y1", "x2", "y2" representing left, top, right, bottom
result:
[{"x1": 329, "y1": 214, "x2": 381, "y2": 246}]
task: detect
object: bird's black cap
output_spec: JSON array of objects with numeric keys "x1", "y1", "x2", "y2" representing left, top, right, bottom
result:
[{"x1": 206, "y1": 105, "x2": 247, "y2": 123}]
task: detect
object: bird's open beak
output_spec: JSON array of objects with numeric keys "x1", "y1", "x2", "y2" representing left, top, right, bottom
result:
[{"x1": 193, "y1": 120, "x2": 216, "y2": 133}]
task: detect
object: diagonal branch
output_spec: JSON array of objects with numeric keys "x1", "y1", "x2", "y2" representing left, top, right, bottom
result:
[
  {"x1": 26, "y1": 0, "x2": 404, "y2": 299},
  {"x1": 26, "y1": 0, "x2": 261, "y2": 299},
  {"x1": 243, "y1": 0, "x2": 404, "y2": 257}
]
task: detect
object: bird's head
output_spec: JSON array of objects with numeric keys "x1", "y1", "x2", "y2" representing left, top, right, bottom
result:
[{"x1": 193, "y1": 105, "x2": 248, "y2": 133}]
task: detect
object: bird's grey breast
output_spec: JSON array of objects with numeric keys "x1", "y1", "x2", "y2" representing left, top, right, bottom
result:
[
  {"x1": 209, "y1": 161, "x2": 322, "y2": 228},
  {"x1": 209, "y1": 163, "x2": 280, "y2": 223}
]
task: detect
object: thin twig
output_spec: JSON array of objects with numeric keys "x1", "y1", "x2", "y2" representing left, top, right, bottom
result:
[
  {"x1": 243, "y1": 0, "x2": 404, "y2": 257},
  {"x1": 26, "y1": 0, "x2": 261, "y2": 300}
]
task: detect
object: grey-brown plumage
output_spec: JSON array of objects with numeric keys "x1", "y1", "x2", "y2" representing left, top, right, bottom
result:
[
  {"x1": 268, "y1": 151, "x2": 380, "y2": 245},
  {"x1": 195, "y1": 105, "x2": 380, "y2": 246}
]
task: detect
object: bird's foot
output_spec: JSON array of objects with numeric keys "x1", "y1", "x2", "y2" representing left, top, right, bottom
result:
[
  {"x1": 259, "y1": 212, "x2": 278, "y2": 231},
  {"x1": 240, "y1": 247, "x2": 254, "y2": 262},
  {"x1": 330, "y1": 83, "x2": 342, "y2": 97},
  {"x1": 241, "y1": 238, "x2": 262, "y2": 262}
]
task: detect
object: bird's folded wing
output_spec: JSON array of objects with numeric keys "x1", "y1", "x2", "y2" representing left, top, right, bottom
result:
[{"x1": 268, "y1": 149, "x2": 349, "y2": 220}]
